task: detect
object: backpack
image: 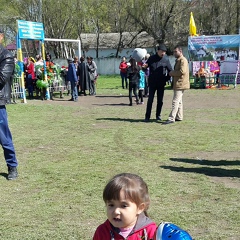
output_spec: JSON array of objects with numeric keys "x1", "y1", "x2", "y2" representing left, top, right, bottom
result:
[{"x1": 155, "y1": 222, "x2": 193, "y2": 240}]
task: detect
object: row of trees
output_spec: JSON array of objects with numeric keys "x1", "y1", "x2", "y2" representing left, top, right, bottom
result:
[{"x1": 1, "y1": 0, "x2": 239, "y2": 58}]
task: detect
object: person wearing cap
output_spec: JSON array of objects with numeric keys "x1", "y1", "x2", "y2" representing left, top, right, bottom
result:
[
  {"x1": 142, "y1": 44, "x2": 172, "y2": 122},
  {"x1": 163, "y1": 46, "x2": 190, "y2": 124},
  {"x1": 0, "y1": 28, "x2": 18, "y2": 180},
  {"x1": 67, "y1": 58, "x2": 78, "y2": 102}
]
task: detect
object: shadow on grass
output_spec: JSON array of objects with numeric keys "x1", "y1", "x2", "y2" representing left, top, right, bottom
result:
[
  {"x1": 169, "y1": 158, "x2": 240, "y2": 166},
  {"x1": 160, "y1": 165, "x2": 240, "y2": 178},
  {"x1": 97, "y1": 87, "x2": 121, "y2": 90},
  {"x1": 96, "y1": 117, "x2": 155, "y2": 123},
  {"x1": 95, "y1": 95, "x2": 127, "y2": 98},
  {"x1": 0, "y1": 172, "x2": 8, "y2": 179},
  {"x1": 93, "y1": 103, "x2": 129, "y2": 106},
  {"x1": 163, "y1": 158, "x2": 240, "y2": 178}
]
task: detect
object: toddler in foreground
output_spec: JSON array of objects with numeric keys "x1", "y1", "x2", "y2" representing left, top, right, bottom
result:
[{"x1": 93, "y1": 173, "x2": 157, "y2": 240}]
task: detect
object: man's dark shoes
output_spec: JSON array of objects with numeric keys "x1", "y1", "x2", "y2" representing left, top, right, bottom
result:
[
  {"x1": 7, "y1": 166, "x2": 18, "y2": 180},
  {"x1": 175, "y1": 119, "x2": 182, "y2": 122},
  {"x1": 162, "y1": 120, "x2": 174, "y2": 125},
  {"x1": 144, "y1": 118, "x2": 150, "y2": 122},
  {"x1": 156, "y1": 116, "x2": 162, "y2": 121}
]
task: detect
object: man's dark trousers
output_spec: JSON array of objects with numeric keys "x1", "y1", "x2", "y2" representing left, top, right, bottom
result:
[
  {"x1": 145, "y1": 86, "x2": 165, "y2": 119},
  {"x1": 0, "y1": 106, "x2": 18, "y2": 167}
]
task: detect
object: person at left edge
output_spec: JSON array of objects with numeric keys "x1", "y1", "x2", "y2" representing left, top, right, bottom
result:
[{"x1": 0, "y1": 28, "x2": 18, "y2": 180}]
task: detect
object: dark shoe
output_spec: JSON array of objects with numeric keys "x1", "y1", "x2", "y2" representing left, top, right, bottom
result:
[
  {"x1": 175, "y1": 119, "x2": 182, "y2": 122},
  {"x1": 8, "y1": 166, "x2": 18, "y2": 180},
  {"x1": 129, "y1": 103, "x2": 132, "y2": 106},
  {"x1": 68, "y1": 98, "x2": 74, "y2": 101},
  {"x1": 156, "y1": 116, "x2": 162, "y2": 121},
  {"x1": 162, "y1": 120, "x2": 174, "y2": 125},
  {"x1": 144, "y1": 118, "x2": 150, "y2": 122}
]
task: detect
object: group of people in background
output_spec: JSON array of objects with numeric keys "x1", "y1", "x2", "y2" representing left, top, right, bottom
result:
[
  {"x1": 119, "y1": 54, "x2": 150, "y2": 106},
  {"x1": 119, "y1": 44, "x2": 190, "y2": 124},
  {"x1": 66, "y1": 55, "x2": 98, "y2": 102},
  {"x1": 23, "y1": 53, "x2": 54, "y2": 99},
  {"x1": 21, "y1": 53, "x2": 98, "y2": 101}
]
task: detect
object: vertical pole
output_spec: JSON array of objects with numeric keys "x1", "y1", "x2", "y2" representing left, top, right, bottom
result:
[
  {"x1": 41, "y1": 40, "x2": 50, "y2": 99},
  {"x1": 78, "y1": 40, "x2": 81, "y2": 58},
  {"x1": 38, "y1": 0, "x2": 42, "y2": 55},
  {"x1": 16, "y1": 33, "x2": 27, "y2": 103}
]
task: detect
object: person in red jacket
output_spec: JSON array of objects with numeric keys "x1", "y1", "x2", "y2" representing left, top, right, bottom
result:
[
  {"x1": 25, "y1": 57, "x2": 36, "y2": 99},
  {"x1": 119, "y1": 56, "x2": 129, "y2": 89},
  {"x1": 93, "y1": 173, "x2": 157, "y2": 240}
]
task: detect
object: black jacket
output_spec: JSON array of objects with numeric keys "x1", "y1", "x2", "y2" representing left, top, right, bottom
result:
[
  {"x1": 127, "y1": 65, "x2": 140, "y2": 84},
  {"x1": 0, "y1": 44, "x2": 14, "y2": 105},
  {"x1": 147, "y1": 53, "x2": 172, "y2": 88}
]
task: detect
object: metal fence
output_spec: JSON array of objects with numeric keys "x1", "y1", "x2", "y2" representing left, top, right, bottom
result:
[
  {"x1": 11, "y1": 77, "x2": 25, "y2": 102},
  {"x1": 191, "y1": 74, "x2": 238, "y2": 89},
  {"x1": 11, "y1": 76, "x2": 71, "y2": 102},
  {"x1": 48, "y1": 77, "x2": 70, "y2": 95}
]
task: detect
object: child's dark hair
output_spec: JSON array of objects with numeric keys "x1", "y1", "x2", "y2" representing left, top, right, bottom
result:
[
  {"x1": 103, "y1": 173, "x2": 150, "y2": 216},
  {"x1": 129, "y1": 58, "x2": 138, "y2": 73}
]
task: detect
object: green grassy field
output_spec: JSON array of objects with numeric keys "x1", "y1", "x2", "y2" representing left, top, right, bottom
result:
[{"x1": 0, "y1": 75, "x2": 239, "y2": 239}]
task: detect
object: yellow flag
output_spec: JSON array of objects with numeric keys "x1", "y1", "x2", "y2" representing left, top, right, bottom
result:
[{"x1": 189, "y1": 12, "x2": 197, "y2": 36}]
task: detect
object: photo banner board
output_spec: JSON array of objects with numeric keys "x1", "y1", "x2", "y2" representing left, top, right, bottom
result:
[
  {"x1": 188, "y1": 35, "x2": 240, "y2": 61},
  {"x1": 188, "y1": 35, "x2": 240, "y2": 85}
]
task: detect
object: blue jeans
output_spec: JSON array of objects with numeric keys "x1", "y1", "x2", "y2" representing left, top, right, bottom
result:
[
  {"x1": 0, "y1": 106, "x2": 18, "y2": 167},
  {"x1": 27, "y1": 74, "x2": 33, "y2": 98},
  {"x1": 120, "y1": 72, "x2": 128, "y2": 89},
  {"x1": 71, "y1": 82, "x2": 78, "y2": 100}
]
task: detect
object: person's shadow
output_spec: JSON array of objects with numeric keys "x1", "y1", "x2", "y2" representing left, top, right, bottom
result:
[
  {"x1": 160, "y1": 158, "x2": 240, "y2": 178},
  {"x1": 169, "y1": 158, "x2": 240, "y2": 166},
  {"x1": 93, "y1": 103, "x2": 129, "y2": 106},
  {"x1": 0, "y1": 172, "x2": 8, "y2": 179},
  {"x1": 96, "y1": 117, "x2": 145, "y2": 123}
]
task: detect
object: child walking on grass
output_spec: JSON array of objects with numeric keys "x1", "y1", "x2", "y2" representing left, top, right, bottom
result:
[
  {"x1": 127, "y1": 58, "x2": 140, "y2": 106},
  {"x1": 138, "y1": 66, "x2": 145, "y2": 104},
  {"x1": 93, "y1": 173, "x2": 157, "y2": 240}
]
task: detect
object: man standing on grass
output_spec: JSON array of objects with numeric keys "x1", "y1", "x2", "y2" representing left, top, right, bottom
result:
[
  {"x1": 143, "y1": 44, "x2": 172, "y2": 122},
  {"x1": 163, "y1": 46, "x2": 190, "y2": 125},
  {"x1": 0, "y1": 28, "x2": 18, "y2": 180}
]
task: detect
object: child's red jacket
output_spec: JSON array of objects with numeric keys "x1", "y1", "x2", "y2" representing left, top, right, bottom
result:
[
  {"x1": 119, "y1": 62, "x2": 128, "y2": 74},
  {"x1": 93, "y1": 213, "x2": 157, "y2": 240}
]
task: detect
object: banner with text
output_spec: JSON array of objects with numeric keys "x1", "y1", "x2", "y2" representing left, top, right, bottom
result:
[
  {"x1": 188, "y1": 35, "x2": 240, "y2": 84},
  {"x1": 188, "y1": 35, "x2": 240, "y2": 61}
]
